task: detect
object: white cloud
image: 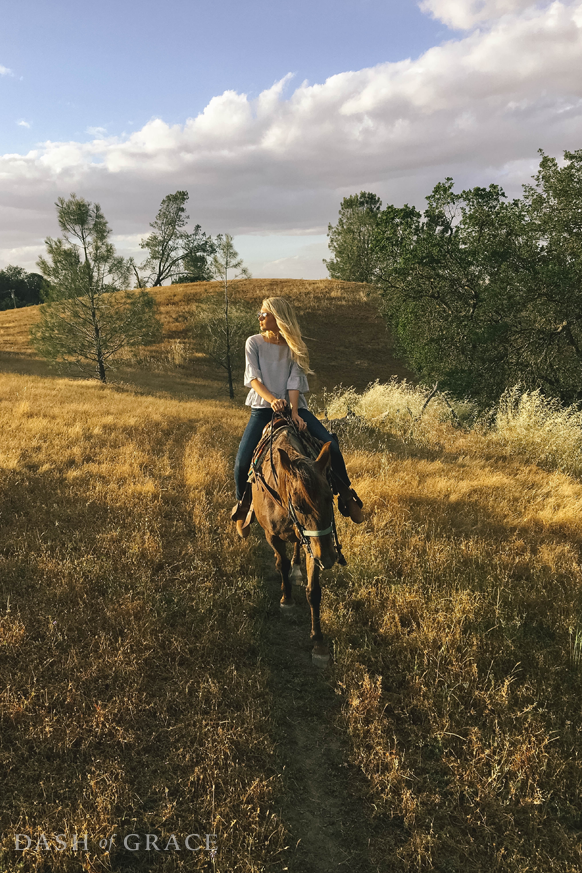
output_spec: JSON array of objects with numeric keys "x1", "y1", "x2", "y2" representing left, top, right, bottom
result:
[
  {"x1": 0, "y1": 243, "x2": 45, "y2": 269},
  {"x1": 1, "y1": 0, "x2": 581, "y2": 277},
  {"x1": 420, "y1": 0, "x2": 537, "y2": 29},
  {"x1": 86, "y1": 126, "x2": 107, "y2": 137},
  {"x1": 17, "y1": 120, "x2": 31, "y2": 129},
  {"x1": 0, "y1": 65, "x2": 13, "y2": 77}
]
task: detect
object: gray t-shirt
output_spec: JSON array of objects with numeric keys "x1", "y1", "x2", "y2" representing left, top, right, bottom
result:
[{"x1": 244, "y1": 334, "x2": 310, "y2": 408}]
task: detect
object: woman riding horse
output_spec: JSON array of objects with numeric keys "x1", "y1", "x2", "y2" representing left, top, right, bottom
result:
[{"x1": 231, "y1": 296, "x2": 363, "y2": 537}]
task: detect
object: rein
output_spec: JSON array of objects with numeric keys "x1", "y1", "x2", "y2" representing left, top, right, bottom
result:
[{"x1": 256, "y1": 407, "x2": 347, "y2": 568}]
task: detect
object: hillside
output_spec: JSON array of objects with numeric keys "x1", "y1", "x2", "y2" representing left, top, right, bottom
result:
[{"x1": 0, "y1": 278, "x2": 413, "y2": 392}]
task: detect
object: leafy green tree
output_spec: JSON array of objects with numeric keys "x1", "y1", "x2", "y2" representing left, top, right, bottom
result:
[
  {"x1": 31, "y1": 194, "x2": 161, "y2": 383},
  {"x1": 375, "y1": 182, "x2": 530, "y2": 401},
  {"x1": 136, "y1": 191, "x2": 215, "y2": 287},
  {"x1": 517, "y1": 149, "x2": 582, "y2": 401},
  {"x1": 191, "y1": 234, "x2": 251, "y2": 398},
  {"x1": 324, "y1": 191, "x2": 382, "y2": 283},
  {"x1": 172, "y1": 226, "x2": 217, "y2": 283},
  {"x1": 0, "y1": 266, "x2": 45, "y2": 309},
  {"x1": 373, "y1": 150, "x2": 582, "y2": 405}
]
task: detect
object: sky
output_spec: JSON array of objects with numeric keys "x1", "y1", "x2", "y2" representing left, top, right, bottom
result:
[{"x1": 1, "y1": 0, "x2": 581, "y2": 279}]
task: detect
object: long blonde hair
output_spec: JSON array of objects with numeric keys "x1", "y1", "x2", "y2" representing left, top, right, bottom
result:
[{"x1": 262, "y1": 297, "x2": 314, "y2": 375}]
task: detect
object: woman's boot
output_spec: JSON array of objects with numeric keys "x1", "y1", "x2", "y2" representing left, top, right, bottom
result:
[
  {"x1": 337, "y1": 486, "x2": 364, "y2": 524},
  {"x1": 231, "y1": 485, "x2": 253, "y2": 538}
]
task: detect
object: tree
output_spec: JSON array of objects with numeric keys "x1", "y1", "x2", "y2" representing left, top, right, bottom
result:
[
  {"x1": 518, "y1": 149, "x2": 582, "y2": 402},
  {"x1": 31, "y1": 194, "x2": 161, "y2": 383},
  {"x1": 374, "y1": 182, "x2": 529, "y2": 402},
  {"x1": 192, "y1": 234, "x2": 251, "y2": 398},
  {"x1": 172, "y1": 226, "x2": 217, "y2": 283},
  {"x1": 0, "y1": 265, "x2": 45, "y2": 310},
  {"x1": 324, "y1": 191, "x2": 382, "y2": 283},
  {"x1": 136, "y1": 191, "x2": 215, "y2": 287},
  {"x1": 190, "y1": 297, "x2": 257, "y2": 396},
  {"x1": 373, "y1": 150, "x2": 582, "y2": 405}
]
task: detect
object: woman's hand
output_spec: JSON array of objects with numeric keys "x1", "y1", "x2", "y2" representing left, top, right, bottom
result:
[
  {"x1": 270, "y1": 398, "x2": 287, "y2": 413},
  {"x1": 292, "y1": 410, "x2": 307, "y2": 431}
]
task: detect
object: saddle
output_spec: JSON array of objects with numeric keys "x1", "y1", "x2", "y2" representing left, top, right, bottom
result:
[
  {"x1": 247, "y1": 416, "x2": 323, "y2": 485},
  {"x1": 231, "y1": 417, "x2": 289, "y2": 528},
  {"x1": 233, "y1": 411, "x2": 349, "y2": 533}
]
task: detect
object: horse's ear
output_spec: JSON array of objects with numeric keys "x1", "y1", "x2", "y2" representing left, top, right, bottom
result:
[
  {"x1": 315, "y1": 441, "x2": 332, "y2": 473},
  {"x1": 277, "y1": 448, "x2": 294, "y2": 472}
]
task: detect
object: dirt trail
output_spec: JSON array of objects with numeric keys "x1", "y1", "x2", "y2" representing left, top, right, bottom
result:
[{"x1": 259, "y1": 544, "x2": 380, "y2": 873}]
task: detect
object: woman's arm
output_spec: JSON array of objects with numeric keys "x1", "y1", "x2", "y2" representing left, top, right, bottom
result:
[
  {"x1": 250, "y1": 381, "x2": 306, "y2": 430},
  {"x1": 250, "y1": 379, "x2": 287, "y2": 412},
  {"x1": 288, "y1": 389, "x2": 307, "y2": 431}
]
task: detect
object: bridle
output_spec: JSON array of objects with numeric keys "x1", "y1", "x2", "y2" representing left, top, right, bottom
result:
[
  {"x1": 256, "y1": 408, "x2": 347, "y2": 569},
  {"x1": 287, "y1": 496, "x2": 343, "y2": 571}
]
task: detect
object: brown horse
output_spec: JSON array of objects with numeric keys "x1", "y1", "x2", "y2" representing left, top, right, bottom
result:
[{"x1": 251, "y1": 422, "x2": 340, "y2": 664}]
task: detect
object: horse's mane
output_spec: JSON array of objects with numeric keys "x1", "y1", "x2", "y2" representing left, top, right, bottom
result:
[
  {"x1": 274, "y1": 430, "x2": 322, "y2": 513},
  {"x1": 289, "y1": 460, "x2": 320, "y2": 513}
]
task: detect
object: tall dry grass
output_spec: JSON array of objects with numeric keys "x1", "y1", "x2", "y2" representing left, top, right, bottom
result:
[
  {"x1": 318, "y1": 381, "x2": 582, "y2": 872},
  {"x1": 318, "y1": 380, "x2": 477, "y2": 442},
  {"x1": 0, "y1": 373, "x2": 285, "y2": 872},
  {"x1": 322, "y1": 380, "x2": 582, "y2": 478},
  {"x1": 494, "y1": 386, "x2": 582, "y2": 477},
  {"x1": 4, "y1": 285, "x2": 582, "y2": 872}
]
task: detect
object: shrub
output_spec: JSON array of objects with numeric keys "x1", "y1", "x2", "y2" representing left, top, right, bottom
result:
[{"x1": 494, "y1": 387, "x2": 582, "y2": 476}]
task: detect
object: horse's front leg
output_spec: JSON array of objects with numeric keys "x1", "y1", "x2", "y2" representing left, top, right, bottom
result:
[
  {"x1": 305, "y1": 552, "x2": 329, "y2": 665},
  {"x1": 289, "y1": 540, "x2": 303, "y2": 584},
  {"x1": 267, "y1": 533, "x2": 293, "y2": 607}
]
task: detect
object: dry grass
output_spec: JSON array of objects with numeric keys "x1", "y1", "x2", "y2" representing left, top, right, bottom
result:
[
  {"x1": 318, "y1": 380, "x2": 477, "y2": 443},
  {"x1": 494, "y1": 387, "x2": 582, "y2": 477},
  {"x1": 3, "y1": 287, "x2": 582, "y2": 872},
  {"x1": 319, "y1": 384, "x2": 582, "y2": 872},
  {"x1": 0, "y1": 373, "x2": 285, "y2": 871},
  {"x1": 0, "y1": 305, "x2": 40, "y2": 356}
]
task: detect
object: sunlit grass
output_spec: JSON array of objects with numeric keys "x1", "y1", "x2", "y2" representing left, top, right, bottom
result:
[
  {"x1": 3, "y1": 287, "x2": 582, "y2": 871},
  {"x1": 494, "y1": 386, "x2": 582, "y2": 477},
  {"x1": 0, "y1": 373, "x2": 285, "y2": 872},
  {"x1": 318, "y1": 382, "x2": 582, "y2": 872}
]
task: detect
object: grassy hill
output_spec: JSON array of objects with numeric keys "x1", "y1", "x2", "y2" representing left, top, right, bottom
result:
[
  {"x1": 0, "y1": 278, "x2": 413, "y2": 391},
  {"x1": 0, "y1": 280, "x2": 581, "y2": 872}
]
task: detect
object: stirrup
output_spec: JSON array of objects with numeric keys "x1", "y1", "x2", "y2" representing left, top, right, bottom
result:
[
  {"x1": 231, "y1": 485, "x2": 252, "y2": 521},
  {"x1": 231, "y1": 501, "x2": 246, "y2": 521}
]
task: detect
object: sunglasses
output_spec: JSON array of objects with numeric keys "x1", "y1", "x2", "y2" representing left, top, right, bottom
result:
[{"x1": 257, "y1": 311, "x2": 270, "y2": 319}]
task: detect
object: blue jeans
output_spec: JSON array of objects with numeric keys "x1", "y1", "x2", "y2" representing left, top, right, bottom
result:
[{"x1": 234, "y1": 407, "x2": 351, "y2": 499}]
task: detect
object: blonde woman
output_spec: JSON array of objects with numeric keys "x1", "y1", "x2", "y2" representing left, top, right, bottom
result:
[{"x1": 232, "y1": 296, "x2": 363, "y2": 537}]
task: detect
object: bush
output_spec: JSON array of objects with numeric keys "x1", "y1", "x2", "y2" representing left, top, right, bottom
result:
[
  {"x1": 320, "y1": 380, "x2": 477, "y2": 442},
  {"x1": 494, "y1": 386, "x2": 582, "y2": 476}
]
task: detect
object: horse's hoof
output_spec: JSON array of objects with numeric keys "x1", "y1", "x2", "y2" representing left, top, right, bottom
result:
[
  {"x1": 312, "y1": 643, "x2": 330, "y2": 667},
  {"x1": 280, "y1": 600, "x2": 295, "y2": 610}
]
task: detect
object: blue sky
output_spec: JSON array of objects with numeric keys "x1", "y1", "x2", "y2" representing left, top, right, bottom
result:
[
  {"x1": 1, "y1": 0, "x2": 445, "y2": 151},
  {"x1": 1, "y1": 0, "x2": 581, "y2": 278}
]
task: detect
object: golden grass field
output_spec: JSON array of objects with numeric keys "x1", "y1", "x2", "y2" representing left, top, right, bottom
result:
[{"x1": 1, "y1": 280, "x2": 581, "y2": 872}]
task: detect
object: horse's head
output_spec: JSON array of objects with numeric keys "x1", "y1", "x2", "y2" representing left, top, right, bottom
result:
[{"x1": 277, "y1": 441, "x2": 337, "y2": 570}]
